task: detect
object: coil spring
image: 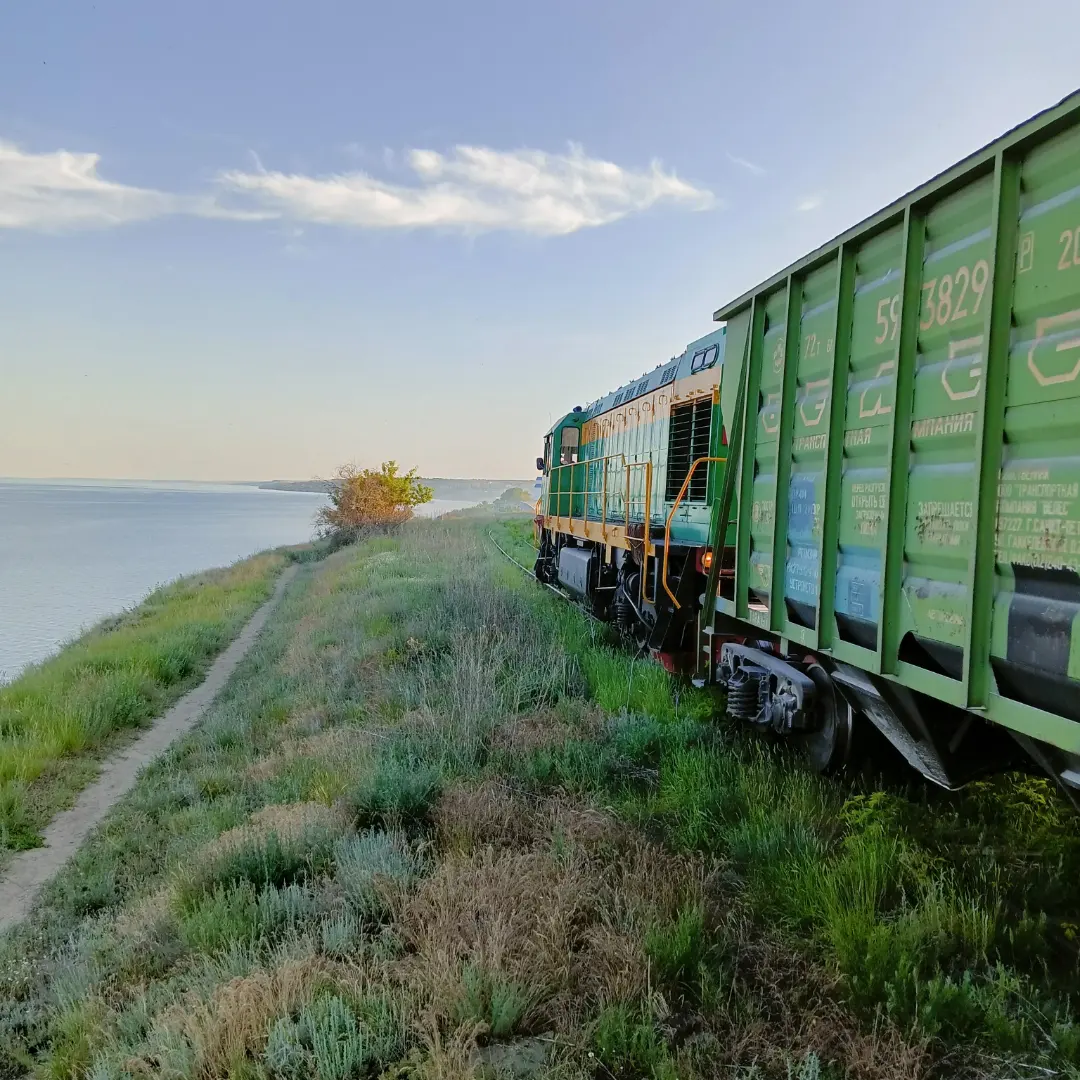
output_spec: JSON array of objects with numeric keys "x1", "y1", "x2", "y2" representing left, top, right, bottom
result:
[{"x1": 725, "y1": 670, "x2": 763, "y2": 722}]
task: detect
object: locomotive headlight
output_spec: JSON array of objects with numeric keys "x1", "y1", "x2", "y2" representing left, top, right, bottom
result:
[{"x1": 700, "y1": 549, "x2": 714, "y2": 571}]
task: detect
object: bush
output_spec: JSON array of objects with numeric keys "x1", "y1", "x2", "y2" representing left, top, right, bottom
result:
[
  {"x1": 351, "y1": 756, "x2": 442, "y2": 828},
  {"x1": 453, "y1": 963, "x2": 533, "y2": 1039},
  {"x1": 333, "y1": 829, "x2": 421, "y2": 916},
  {"x1": 319, "y1": 911, "x2": 363, "y2": 958},
  {"x1": 315, "y1": 461, "x2": 433, "y2": 538},
  {"x1": 264, "y1": 992, "x2": 406, "y2": 1080}
]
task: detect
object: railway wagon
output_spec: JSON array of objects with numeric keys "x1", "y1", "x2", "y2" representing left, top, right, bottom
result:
[{"x1": 535, "y1": 91, "x2": 1080, "y2": 792}]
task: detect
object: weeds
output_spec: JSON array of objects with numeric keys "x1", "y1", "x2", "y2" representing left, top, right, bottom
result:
[{"x1": 333, "y1": 829, "x2": 421, "y2": 916}]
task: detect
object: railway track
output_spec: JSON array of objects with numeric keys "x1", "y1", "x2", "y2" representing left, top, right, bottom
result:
[{"x1": 485, "y1": 530, "x2": 603, "y2": 619}]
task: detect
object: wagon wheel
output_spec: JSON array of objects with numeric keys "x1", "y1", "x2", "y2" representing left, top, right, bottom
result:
[{"x1": 799, "y1": 662, "x2": 855, "y2": 774}]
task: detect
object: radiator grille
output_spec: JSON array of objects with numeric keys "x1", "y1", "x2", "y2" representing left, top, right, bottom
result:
[{"x1": 665, "y1": 398, "x2": 712, "y2": 502}]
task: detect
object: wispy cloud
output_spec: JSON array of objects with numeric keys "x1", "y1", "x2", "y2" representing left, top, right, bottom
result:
[
  {"x1": 0, "y1": 138, "x2": 714, "y2": 237},
  {"x1": 0, "y1": 139, "x2": 268, "y2": 231},
  {"x1": 218, "y1": 143, "x2": 715, "y2": 236},
  {"x1": 726, "y1": 152, "x2": 765, "y2": 176},
  {"x1": 0, "y1": 140, "x2": 178, "y2": 230},
  {"x1": 795, "y1": 194, "x2": 823, "y2": 212}
]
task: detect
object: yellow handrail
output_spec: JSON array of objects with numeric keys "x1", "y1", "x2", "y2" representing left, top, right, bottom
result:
[
  {"x1": 661, "y1": 456, "x2": 727, "y2": 609},
  {"x1": 546, "y1": 453, "x2": 630, "y2": 535},
  {"x1": 543, "y1": 454, "x2": 655, "y2": 605}
]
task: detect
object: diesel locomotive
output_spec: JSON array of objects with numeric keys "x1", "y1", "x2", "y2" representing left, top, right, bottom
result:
[{"x1": 534, "y1": 91, "x2": 1080, "y2": 791}]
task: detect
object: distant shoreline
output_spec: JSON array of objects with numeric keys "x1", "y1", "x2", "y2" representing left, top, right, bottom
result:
[{"x1": 258, "y1": 477, "x2": 535, "y2": 499}]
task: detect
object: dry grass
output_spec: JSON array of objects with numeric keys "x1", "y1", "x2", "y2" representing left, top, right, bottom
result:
[
  {"x1": 489, "y1": 705, "x2": 605, "y2": 757},
  {"x1": 244, "y1": 727, "x2": 377, "y2": 783},
  {"x1": 426, "y1": 781, "x2": 929, "y2": 1077},
  {"x1": 395, "y1": 793, "x2": 708, "y2": 1036},
  {"x1": 282, "y1": 709, "x2": 328, "y2": 737},
  {"x1": 433, "y1": 779, "x2": 627, "y2": 855},
  {"x1": 393, "y1": 846, "x2": 594, "y2": 1031},
  {"x1": 198, "y1": 801, "x2": 350, "y2": 865},
  {"x1": 112, "y1": 884, "x2": 173, "y2": 940},
  {"x1": 148, "y1": 955, "x2": 332, "y2": 1079},
  {"x1": 684, "y1": 906, "x2": 932, "y2": 1080},
  {"x1": 409, "y1": 1014, "x2": 488, "y2": 1080}
]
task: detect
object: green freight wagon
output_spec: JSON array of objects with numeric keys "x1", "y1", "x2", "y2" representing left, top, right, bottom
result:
[{"x1": 535, "y1": 91, "x2": 1080, "y2": 791}]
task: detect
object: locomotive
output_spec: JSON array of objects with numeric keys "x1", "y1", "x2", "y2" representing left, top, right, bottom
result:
[{"x1": 534, "y1": 91, "x2": 1080, "y2": 792}]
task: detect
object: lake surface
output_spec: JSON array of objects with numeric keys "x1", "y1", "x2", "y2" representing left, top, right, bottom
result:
[{"x1": 0, "y1": 480, "x2": 473, "y2": 682}]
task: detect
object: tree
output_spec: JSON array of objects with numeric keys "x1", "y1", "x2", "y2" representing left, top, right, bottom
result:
[
  {"x1": 315, "y1": 461, "x2": 433, "y2": 538},
  {"x1": 493, "y1": 487, "x2": 533, "y2": 509}
]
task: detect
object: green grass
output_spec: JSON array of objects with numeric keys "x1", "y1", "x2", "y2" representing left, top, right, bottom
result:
[
  {"x1": 1, "y1": 516, "x2": 1077, "y2": 1080},
  {"x1": 0, "y1": 550, "x2": 287, "y2": 858}
]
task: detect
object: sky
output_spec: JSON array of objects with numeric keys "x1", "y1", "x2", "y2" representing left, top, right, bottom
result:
[{"x1": 2, "y1": 2, "x2": 1079, "y2": 482}]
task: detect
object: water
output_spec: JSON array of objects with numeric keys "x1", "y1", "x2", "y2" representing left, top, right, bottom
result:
[{"x1": 0, "y1": 480, "x2": 482, "y2": 683}]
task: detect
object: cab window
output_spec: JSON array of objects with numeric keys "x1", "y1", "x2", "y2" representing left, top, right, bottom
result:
[
  {"x1": 691, "y1": 343, "x2": 719, "y2": 374},
  {"x1": 559, "y1": 426, "x2": 579, "y2": 465}
]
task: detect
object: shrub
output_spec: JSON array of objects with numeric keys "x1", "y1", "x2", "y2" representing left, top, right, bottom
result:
[
  {"x1": 453, "y1": 963, "x2": 533, "y2": 1039},
  {"x1": 333, "y1": 829, "x2": 421, "y2": 917},
  {"x1": 264, "y1": 992, "x2": 407, "y2": 1080},
  {"x1": 319, "y1": 911, "x2": 363, "y2": 959},
  {"x1": 265, "y1": 1013, "x2": 310, "y2": 1079},
  {"x1": 257, "y1": 882, "x2": 322, "y2": 933},
  {"x1": 351, "y1": 756, "x2": 442, "y2": 828},
  {"x1": 315, "y1": 461, "x2": 433, "y2": 537}
]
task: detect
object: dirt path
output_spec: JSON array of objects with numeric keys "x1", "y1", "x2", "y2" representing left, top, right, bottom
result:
[{"x1": 0, "y1": 565, "x2": 298, "y2": 935}]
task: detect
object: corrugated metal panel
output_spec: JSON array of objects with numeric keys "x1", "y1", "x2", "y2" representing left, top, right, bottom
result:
[{"x1": 712, "y1": 92, "x2": 1080, "y2": 750}]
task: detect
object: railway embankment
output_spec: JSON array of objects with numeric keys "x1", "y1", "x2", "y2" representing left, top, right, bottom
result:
[{"x1": 1, "y1": 516, "x2": 1077, "y2": 1079}]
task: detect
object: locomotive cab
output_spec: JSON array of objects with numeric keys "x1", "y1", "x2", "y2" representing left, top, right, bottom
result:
[{"x1": 539, "y1": 411, "x2": 584, "y2": 474}]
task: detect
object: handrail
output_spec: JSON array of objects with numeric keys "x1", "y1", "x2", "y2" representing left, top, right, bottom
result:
[
  {"x1": 543, "y1": 453, "x2": 655, "y2": 605},
  {"x1": 546, "y1": 453, "x2": 638, "y2": 527},
  {"x1": 546, "y1": 453, "x2": 629, "y2": 536},
  {"x1": 661, "y1": 456, "x2": 728, "y2": 608},
  {"x1": 628, "y1": 460, "x2": 653, "y2": 604}
]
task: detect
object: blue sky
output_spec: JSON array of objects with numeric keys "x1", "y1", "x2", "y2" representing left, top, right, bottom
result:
[{"x1": 2, "y1": 1, "x2": 1079, "y2": 481}]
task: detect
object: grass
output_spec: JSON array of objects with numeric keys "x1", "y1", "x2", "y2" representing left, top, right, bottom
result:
[
  {"x1": 0, "y1": 515, "x2": 1077, "y2": 1080},
  {"x1": 0, "y1": 550, "x2": 287, "y2": 859}
]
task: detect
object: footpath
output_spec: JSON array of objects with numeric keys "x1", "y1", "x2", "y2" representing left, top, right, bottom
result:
[{"x1": 0, "y1": 565, "x2": 298, "y2": 934}]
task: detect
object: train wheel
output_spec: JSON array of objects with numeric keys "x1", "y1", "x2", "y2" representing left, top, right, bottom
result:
[{"x1": 800, "y1": 663, "x2": 854, "y2": 774}]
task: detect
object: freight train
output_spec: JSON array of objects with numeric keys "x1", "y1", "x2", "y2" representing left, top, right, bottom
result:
[{"x1": 534, "y1": 91, "x2": 1080, "y2": 792}]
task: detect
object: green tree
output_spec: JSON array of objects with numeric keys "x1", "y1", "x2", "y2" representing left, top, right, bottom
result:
[
  {"x1": 493, "y1": 487, "x2": 533, "y2": 509},
  {"x1": 315, "y1": 461, "x2": 433, "y2": 538}
]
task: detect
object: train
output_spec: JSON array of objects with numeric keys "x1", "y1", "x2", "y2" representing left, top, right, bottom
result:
[{"x1": 534, "y1": 90, "x2": 1080, "y2": 792}]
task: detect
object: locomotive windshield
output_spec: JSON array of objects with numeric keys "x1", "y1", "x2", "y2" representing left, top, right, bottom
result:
[{"x1": 559, "y1": 426, "x2": 579, "y2": 465}]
